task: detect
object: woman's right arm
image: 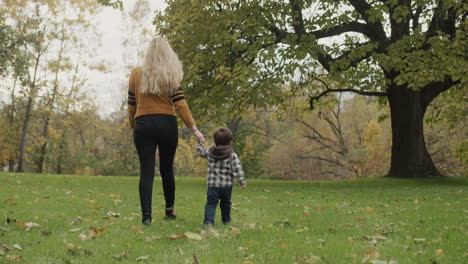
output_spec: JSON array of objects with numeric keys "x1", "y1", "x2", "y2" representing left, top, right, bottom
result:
[{"x1": 128, "y1": 70, "x2": 137, "y2": 128}]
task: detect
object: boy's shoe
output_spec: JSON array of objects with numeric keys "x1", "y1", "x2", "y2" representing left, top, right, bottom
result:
[
  {"x1": 164, "y1": 207, "x2": 176, "y2": 220},
  {"x1": 142, "y1": 214, "x2": 152, "y2": 226}
]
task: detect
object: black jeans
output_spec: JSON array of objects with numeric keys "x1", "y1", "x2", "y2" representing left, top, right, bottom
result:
[
  {"x1": 133, "y1": 114, "x2": 178, "y2": 215},
  {"x1": 204, "y1": 186, "x2": 232, "y2": 225}
]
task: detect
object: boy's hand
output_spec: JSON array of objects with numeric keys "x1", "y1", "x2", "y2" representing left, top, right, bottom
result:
[{"x1": 241, "y1": 184, "x2": 246, "y2": 189}]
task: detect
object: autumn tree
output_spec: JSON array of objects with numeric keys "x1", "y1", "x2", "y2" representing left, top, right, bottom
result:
[{"x1": 155, "y1": 0, "x2": 466, "y2": 178}]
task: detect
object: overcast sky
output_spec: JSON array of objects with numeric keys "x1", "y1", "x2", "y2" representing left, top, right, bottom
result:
[{"x1": 86, "y1": 0, "x2": 166, "y2": 117}]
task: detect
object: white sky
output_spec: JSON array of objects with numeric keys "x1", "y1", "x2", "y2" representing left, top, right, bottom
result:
[{"x1": 85, "y1": 0, "x2": 166, "y2": 117}]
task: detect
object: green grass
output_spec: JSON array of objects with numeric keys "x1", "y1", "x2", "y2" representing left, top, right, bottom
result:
[{"x1": 0, "y1": 173, "x2": 467, "y2": 264}]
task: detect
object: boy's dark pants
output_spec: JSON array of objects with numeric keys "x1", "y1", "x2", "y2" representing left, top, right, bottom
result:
[{"x1": 204, "y1": 186, "x2": 232, "y2": 225}]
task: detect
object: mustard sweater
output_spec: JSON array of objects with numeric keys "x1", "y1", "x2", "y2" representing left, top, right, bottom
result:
[{"x1": 127, "y1": 67, "x2": 195, "y2": 128}]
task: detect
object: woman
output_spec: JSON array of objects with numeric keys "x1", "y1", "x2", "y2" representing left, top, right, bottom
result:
[{"x1": 128, "y1": 37, "x2": 204, "y2": 225}]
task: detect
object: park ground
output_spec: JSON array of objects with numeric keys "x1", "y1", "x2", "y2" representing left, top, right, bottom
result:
[{"x1": 0, "y1": 173, "x2": 467, "y2": 263}]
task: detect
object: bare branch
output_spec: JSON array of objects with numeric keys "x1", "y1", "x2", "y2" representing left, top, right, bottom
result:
[{"x1": 309, "y1": 88, "x2": 387, "y2": 110}]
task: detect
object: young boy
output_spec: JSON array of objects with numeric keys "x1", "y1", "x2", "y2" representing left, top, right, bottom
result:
[{"x1": 197, "y1": 127, "x2": 246, "y2": 226}]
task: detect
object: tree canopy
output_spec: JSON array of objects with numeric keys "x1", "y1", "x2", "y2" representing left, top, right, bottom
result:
[{"x1": 155, "y1": 0, "x2": 466, "y2": 178}]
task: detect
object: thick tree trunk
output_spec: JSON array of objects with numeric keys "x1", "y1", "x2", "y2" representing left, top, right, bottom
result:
[{"x1": 387, "y1": 85, "x2": 441, "y2": 178}]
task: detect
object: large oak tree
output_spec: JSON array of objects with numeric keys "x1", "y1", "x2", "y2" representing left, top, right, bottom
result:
[{"x1": 155, "y1": 0, "x2": 466, "y2": 178}]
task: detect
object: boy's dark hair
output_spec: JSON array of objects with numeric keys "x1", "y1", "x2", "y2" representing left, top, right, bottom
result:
[{"x1": 213, "y1": 127, "x2": 233, "y2": 146}]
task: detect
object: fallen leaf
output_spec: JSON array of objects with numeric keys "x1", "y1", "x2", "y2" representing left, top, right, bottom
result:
[
  {"x1": 366, "y1": 206, "x2": 374, "y2": 211},
  {"x1": 89, "y1": 199, "x2": 96, "y2": 204},
  {"x1": 25, "y1": 222, "x2": 39, "y2": 228},
  {"x1": 144, "y1": 236, "x2": 161, "y2": 242},
  {"x1": 15, "y1": 220, "x2": 27, "y2": 229},
  {"x1": 296, "y1": 227, "x2": 308, "y2": 233},
  {"x1": 280, "y1": 242, "x2": 288, "y2": 248},
  {"x1": 184, "y1": 232, "x2": 203, "y2": 240},
  {"x1": 67, "y1": 244, "x2": 81, "y2": 255},
  {"x1": 113, "y1": 251, "x2": 128, "y2": 260},
  {"x1": 68, "y1": 216, "x2": 83, "y2": 225},
  {"x1": 6, "y1": 254, "x2": 22, "y2": 260},
  {"x1": 1, "y1": 243, "x2": 10, "y2": 251},
  {"x1": 436, "y1": 249, "x2": 444, "y2": 256},
  {"x1": 133, "y1": 226, "x2": 144, "y2": 234},
  {"x1": 136, "y1": 255, "x2": 149, "y2": 262},
  {"x1": 246, "y1": 223, "x2": 256, "y2": 229},
  {"x1": 79, "y1": 232, "x2": 93, "y2": 241},
  {"x1": 90, "y1": 227, "x2": 105, "y2": 235},
  {"x1": 12, "y1": 244, "x2": 22, "y2": 250},
  {"x1": 362, "y1": 250, "x2": 380, "y2": 262},
  {"x1": 314, "y1": 206, "x2": 323, "y2": 211},
  {"x1": 206, "y1": 227, "x2": 220, "y2": 238},
  {"x1": 229, "y1": 226, "x2": 240, "y2": 237},
  {"x1": 168, "y1": 233, "x2": 187, "y2": 239},
  {"x1": 107, "y1": 212, "x2": 120, "y2": 217}
]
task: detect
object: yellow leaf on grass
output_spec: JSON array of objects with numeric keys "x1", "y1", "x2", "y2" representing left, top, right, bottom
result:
[
  {"x1": 16, "y1": 220, "x2": 27, "y2": 229},
  {"x1": 366, "y1": 206, "x2": 374, "y2": 211},
  {"x1": 314, "y1": 206, "x2": 323, "y2": 211},
  {"x1": 133, "y1": 226, "x2": 144, "y2": 234},
  {"x1": 436, "y1": 249, "x2": 444, "y2": 256},
  {"x1": 184, "y1": 232, "x2": 203, "y2": 240},
  {"x1": 6, "y1": 254, "x2": 22, "y2": 260},
  {"x1": 280, "y1": 242, "x2": 288, "y2": 248},
  {"x1": 362, "y1": 250, "x2": 379, "y2": 262},
  {"x1": 89, "y1": 199, "x2": 96, "y2": 204},
  {"x1": 168, "y1": 233, "x2": 187, "y2": 239}
]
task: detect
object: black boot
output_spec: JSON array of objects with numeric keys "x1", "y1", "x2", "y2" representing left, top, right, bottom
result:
[
  {"x1": 142, "y1": 213, "x2": 152, "y2": 226},
  {"x1": 164, "y1": 207, "x2": 176, "y2": 220}
]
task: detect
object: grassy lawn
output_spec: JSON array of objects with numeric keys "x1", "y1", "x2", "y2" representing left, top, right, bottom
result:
[{"x1": 0, "y1": 173, "x2": 467, "y2": 264}]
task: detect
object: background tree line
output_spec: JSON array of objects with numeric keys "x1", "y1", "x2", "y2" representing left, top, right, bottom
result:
[{"x1": 0, "y1": 0, "x2": 466, "y2": 179}]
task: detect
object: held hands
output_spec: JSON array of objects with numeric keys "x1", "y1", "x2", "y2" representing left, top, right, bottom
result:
[{"x1": 191, "y1": 125, "x2": 205, "y2": 144}]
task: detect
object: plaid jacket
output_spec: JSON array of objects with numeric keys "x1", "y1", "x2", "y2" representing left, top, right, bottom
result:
[{"x1": 197, "y1": 142, "x2": 246, "y2": 187}]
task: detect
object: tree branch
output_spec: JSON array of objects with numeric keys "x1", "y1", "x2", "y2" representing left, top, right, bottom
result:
[
  {"x1": 347, "y1": 0, "x2": 387, "y2": 41},
  {"x1": 421, "y1": 77, "x2": 461, "y2": 109},
  {"x1": 309, "y1": 88, "x2": 387, "y2": 110}
]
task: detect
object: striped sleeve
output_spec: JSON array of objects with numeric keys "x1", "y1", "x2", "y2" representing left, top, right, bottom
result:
[
  {"x1": 171, "y1": 87, "x2": 195, "y2": 128},
  {"x1": 128, "y1": 91, "x2": 136, "y2": 105},
  {"x1": 170, "y1": 87, "x2": 185, "y2": 103}
]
